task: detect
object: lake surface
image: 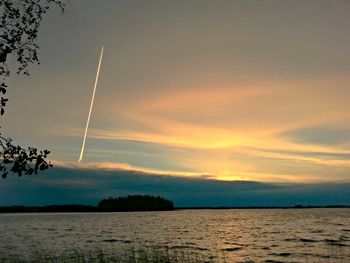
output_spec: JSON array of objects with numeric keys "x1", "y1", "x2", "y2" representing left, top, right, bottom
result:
[{"x1": 0, "y1": 209, "x2": 349, "y2": 262}]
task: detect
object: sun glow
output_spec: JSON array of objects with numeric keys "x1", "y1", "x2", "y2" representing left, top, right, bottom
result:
[{"x1": 50, "y1": 76, "x2": 350, "y2": 183}]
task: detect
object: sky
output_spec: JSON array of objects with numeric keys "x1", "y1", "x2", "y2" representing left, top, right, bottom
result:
[{"x1": 1, "y1": 0, "x2": 350, "y2": 205}]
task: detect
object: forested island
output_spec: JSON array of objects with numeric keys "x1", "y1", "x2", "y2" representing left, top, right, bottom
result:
[{"x1": 98, "y1": 195, "x2": 174, "y2": 211}]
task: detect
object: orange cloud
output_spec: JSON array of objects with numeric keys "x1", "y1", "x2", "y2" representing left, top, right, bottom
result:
[{"x1": 52, "y1": 76, "x2": 350, "y2": 183}]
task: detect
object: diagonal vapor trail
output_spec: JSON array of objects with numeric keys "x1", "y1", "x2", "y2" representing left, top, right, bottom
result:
[{"x1": 79, "y1": 47, "x2": 104, "y2": 162}]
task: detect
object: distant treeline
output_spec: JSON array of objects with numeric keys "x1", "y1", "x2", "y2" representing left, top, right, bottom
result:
[
  {"x1": 0, "y1": 201, "x2": 349, "y2": 213},
  {"x1": 176, "y1": 205, "x2": 350, "y2": 210},
  {"x1": 0, "y1": 195, "x2": 174, "y2": 213},
  {"x1": 0, "y1": 205, "x2": 98, "y2": 213},
  {"x1": 98, "y1": 195, "x2": 174, "y2": 212}
]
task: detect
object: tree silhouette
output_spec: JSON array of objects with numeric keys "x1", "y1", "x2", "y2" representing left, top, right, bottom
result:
[
  {"x1": 98, "y1": 195, "x2": 174, "y2": 212},
  {"x1": 0, "y1": 0, "x2": 65, "y2": 178}
]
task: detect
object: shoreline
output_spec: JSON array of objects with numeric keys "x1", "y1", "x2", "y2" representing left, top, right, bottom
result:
[{"x1": 0, "y1": 204, "x2": 349, "y2": 213}]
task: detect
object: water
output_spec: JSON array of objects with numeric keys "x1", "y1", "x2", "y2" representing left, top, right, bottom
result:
[{"x1": 0, "y1": 209, "x2": 349, "y2": 262}]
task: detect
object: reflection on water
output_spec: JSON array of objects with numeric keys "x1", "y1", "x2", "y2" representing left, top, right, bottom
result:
[{"x1": 0, "y1": 209, "x2": 349, "y2": 262}]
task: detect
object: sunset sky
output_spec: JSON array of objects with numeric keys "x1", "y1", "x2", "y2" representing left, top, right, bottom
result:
[{"x1": 3, "y1": 0, "x2": 350, "y2": 187}]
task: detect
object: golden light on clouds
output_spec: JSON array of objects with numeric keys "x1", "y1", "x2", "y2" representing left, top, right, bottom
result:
[{"x1": 50, "y1": 76, "x2": 350, "y2": 183}]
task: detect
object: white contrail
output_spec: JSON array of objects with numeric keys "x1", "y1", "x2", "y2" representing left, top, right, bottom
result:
[{"x1": 79, "y1": 46, "x2": 104, "y2": 162}]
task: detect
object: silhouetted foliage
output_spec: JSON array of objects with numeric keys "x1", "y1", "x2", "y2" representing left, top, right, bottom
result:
[
  {"x1": 0, "y1": 133, "x2": 52, "y2": 178},
  {"x1": 98, "y1": 195, "x2": 174, "y2": 212},
  {"x1": 0, "y1": 0, "x2": 65, "y2": 178}
]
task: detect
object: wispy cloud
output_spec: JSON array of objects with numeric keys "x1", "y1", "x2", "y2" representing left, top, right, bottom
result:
[
  {"x1": 50, "y1": 71, "x2": 350, "y2": 183},
  {"x1": 53, "y1": 160, "x2": 207, "y2": 178}
]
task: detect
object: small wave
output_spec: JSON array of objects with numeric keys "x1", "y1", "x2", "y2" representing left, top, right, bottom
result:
[
  {"x1": 121, "y1": 240, "x2": 133, "y2": 243},
  {"x1": 224, "y1": 241, "x2": 244, "y2": 246},
  {"x1": 102, "y1": 239, "x2": 132, "y2": 243},
  {"x1": 274, "y1": 252, "x2": 291, "y2": 257},
  {"x1": 319, "y1": 255, "x2": 331, "y2": 259},
  {"x1": 300, "y1": 238, "x2": 318, "y2": 243},
  {"x1": 310, "y1": 229, "x2": 323, "y2": 233},
  {"x1": 222, "y1": 247, "x2": 241, "y2": 252},
  {"x1": 284, "y1": 238, "x2": 298, "y2": 242},
  {"x1": 324, "y1": 239, "x2": 348, "y2": 247},
  {"x1": 169, "y1": 245, "x2": 208, "y2": 251},
  {"x1": 102, "y1": 239, "x2": 118, "y2": 243},
  {"x1": 340, "y1": 235, "x2": 349, "y2": 241},
  {"x1": 184, "y1": 242, "x2": 196, "y2": 246}
]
